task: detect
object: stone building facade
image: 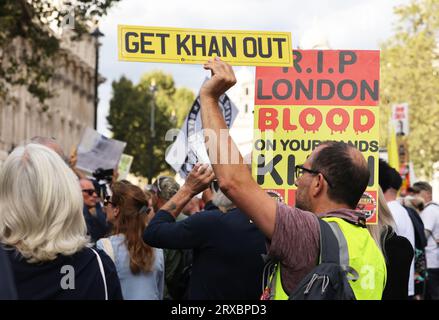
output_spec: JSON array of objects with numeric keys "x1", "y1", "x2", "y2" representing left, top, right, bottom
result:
[
  {"x1": 228, "y1": 67, "x2": 255, "y2": 158},
  {"x1": 0, "y1": 31, "x2": 98, "y2": 163}
]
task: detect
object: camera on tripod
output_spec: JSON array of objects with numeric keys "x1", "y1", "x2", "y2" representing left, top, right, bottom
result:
[{"x1": 92, "y1": 168, "x2": 114, "y2": 182}]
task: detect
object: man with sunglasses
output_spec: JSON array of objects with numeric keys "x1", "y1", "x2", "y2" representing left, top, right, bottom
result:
[
  {"x1": 196, "y1": 58, "x2": 386, "y2": 300},
  {"x1": 80, "y1": 178, "x2": 109, "y2": 243}
]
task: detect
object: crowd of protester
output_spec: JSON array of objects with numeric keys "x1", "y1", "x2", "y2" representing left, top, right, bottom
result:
[{"x1": 0, "y1": 60, "x2": 438, "y2": 300}]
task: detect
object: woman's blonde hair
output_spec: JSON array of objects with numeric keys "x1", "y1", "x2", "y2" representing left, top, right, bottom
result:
[
  {"x1": 0, "y1": 144, "x2": 89, "y2": 262},
  {"x1": 367, "y1": 187, "x2": 396, "y2": 259}
]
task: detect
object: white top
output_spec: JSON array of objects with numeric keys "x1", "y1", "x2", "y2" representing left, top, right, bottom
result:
[
  {"x1": 97, "y1": 234, "x2": 164, "y2": 300},
  {"x1": 421, "y1": 203, "x2": 439, "y2": 269},
  {"x1": 387, "y1": 200, "x2": 415, "y2": 296}
]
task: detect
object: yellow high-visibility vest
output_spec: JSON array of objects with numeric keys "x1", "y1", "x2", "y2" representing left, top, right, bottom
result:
[{"x1": 268, "y1": 217, "x2": 386, "y2": 300}]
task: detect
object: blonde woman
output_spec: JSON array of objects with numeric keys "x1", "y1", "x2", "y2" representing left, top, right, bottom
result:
[
  {"x1": 367, "y1": 187, "x2": 414, "y2": 300},
  {"x1": 0, "y1": 144, "x2": 122, "y2": 300}
]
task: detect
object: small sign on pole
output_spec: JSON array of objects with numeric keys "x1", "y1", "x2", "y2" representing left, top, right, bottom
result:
[{"x1": 392, "y1": 103, "x2": 409, "y2": 136}]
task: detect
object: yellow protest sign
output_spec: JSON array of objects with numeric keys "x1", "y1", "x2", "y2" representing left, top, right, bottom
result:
[
  {"x1": 253, "y1": 50, "x2": 380, "y2": 224},
  {"x1": 118, "y1": 25, "x2": 292, "y2": 66},
  {"x1": 253, "y1": 104, "x2": 379, "y2": 187}
]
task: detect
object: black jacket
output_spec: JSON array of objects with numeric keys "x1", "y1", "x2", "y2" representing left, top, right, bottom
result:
[
  {"x1": 382, "y1": 227, "x2": 414, "y2": 300},
  {"x1": 6, "y1": 247, "x2": 123, "y2": 300},
  {"x1": 0, "y1": 246, "x2": 17, "y2": 300},
  {"x1": 143, "y1": 208, "x2": 266, "y2": 300},
  {"x1": 403, "y1": 206, "x2": 427, "y2": 249}
]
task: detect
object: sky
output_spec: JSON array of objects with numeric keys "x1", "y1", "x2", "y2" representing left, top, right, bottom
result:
[{"x1": 96, "y1": 0, "x2": 410, "y2": 136}]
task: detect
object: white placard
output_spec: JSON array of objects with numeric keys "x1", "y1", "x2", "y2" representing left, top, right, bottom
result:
[
  {"x1": 166, "y1": 92, "x2": 238, "y2": 178},
  {"x1": 77, "y1": 127, "x2": 127, "y2": 175}
]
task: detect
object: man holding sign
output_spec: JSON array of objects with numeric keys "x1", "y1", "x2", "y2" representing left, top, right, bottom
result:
[{"x1": 198, "y1": 58, "x2": 386, "y2": 300}]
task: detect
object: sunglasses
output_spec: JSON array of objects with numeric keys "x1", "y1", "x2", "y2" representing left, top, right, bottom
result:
[
  {"x1": 104, "y1": 196, "x2": 115, "y2": 207},
  {"x1": 82, "y1": 189, "x2": 97, "y2": 196},
  {"x1": 211, "y1": 180, "x2": 220, "y2": 192}
]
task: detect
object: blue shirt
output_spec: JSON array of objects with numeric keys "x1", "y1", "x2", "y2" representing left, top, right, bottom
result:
[{"x1": 97, "y1": 234, "x2": 164, "y2": 300}]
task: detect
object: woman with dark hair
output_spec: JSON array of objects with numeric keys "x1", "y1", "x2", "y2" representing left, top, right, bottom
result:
[{"x1": 97, "y1": 181, "x2": 164, "y2": 300}]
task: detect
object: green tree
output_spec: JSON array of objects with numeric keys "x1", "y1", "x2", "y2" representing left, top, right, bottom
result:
[
  {"x1": 107, "y1": 71, "x2": 194, "y2": 180},
  {"x1": 381, "y1": 0, "x2": 439, "y2": 179},
  {"x1": 0, "y1": 0, "x2": 120, "y2": 104}
]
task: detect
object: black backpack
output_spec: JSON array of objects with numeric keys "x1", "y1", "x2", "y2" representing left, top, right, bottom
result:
[
  {"x1": 403, "y1": 205, "x2": 427, "y2": 249},
  {"x1": 289, "y1": 219, "x2": 357, "y2": 300}
]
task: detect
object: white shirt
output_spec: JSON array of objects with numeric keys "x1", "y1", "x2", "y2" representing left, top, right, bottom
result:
[
  {"x1": 421, "y1": 203, "x2": 439, "y2": 269},
  {"x1": 387, "y1": 200, "x2": 415, "y2": 296}
]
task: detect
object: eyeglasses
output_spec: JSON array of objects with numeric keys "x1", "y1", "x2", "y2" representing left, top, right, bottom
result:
[
  {"x1": 295, "y1": 165, "x2": 333, "y2": 188},
  {"x1": 104, "y1": 196, "x2": 115, "y2": 207},
  {"x1": 211, "y1": 180, "x2": 220, "y2": 192},
  {"x1": 82, "y1": 189, "x2": 97, "y2": 196}
]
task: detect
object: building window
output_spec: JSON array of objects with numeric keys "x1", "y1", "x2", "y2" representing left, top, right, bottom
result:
[
  {"x1": 245, "y1": 88, "x2": 249, "y2": 96},
  {"x1": 245, "y1": 104, "x2": 248, "y2": 113}
]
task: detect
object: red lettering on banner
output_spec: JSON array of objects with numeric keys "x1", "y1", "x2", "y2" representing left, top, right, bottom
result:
[
  {"x1": 353, "y1": 108, "x2": 375, "y2": 134},
  {"x1": 298, "y1": 108, "x2": 322, "y2": 133},
  {"x1": 257, "y1": 107, "x2": 376, "y2": 134},
  {"x1": 259, "y1": 108, "x2": 278, "y2": 131},
  {"x1": 326, "y1": 108, "x2": 350, "y2": 134},
  {"x1": 255, "y1": 50, "x2": 380, "y2": 106},
  {"x1": 283, "y1": 109, "x2": 298, "y2": 132}
]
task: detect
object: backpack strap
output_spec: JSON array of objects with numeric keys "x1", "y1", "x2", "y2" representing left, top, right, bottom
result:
[
  {"x1": 326, "y1": 221, "x2": 359, "y2": 282},
  {"x1": 425, "y1": 202, "x2": 439, "y2": 209},
  {"x1": 90, "y1": 248, "x2": 108, "y2": 300},
  {"x1": 425, "y1": 229, "x2": 439, "y2": 246},
  {"x1": 318, "y1": 219, "x2": 340, "y2": 264},
  {"x1": 100, "y1": 238, "x2": 115, "y2": 262}
]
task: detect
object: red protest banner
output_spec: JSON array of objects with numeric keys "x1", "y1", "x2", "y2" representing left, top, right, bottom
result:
[{"x1": 255, "y1": 50, "x2": 380, "y2": 106}]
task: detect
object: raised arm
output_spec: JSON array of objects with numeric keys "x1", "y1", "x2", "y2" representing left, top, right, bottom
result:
[
  {"x1": 199, "y1": 58, "x2": 277, "y2": 238},
  {"x1": 161, "y1": 163, "x2": 215, "y2": 218},
  {"x1": 143, "y1": 164, "x2": 215, "y2": 249}
]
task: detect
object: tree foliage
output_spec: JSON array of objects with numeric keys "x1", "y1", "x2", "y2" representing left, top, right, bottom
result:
[
  {"x1": 0, "y1": 0, "x2": 120, "y2": 104},
  {"x1": 107, "y1": 71, "x2": 195, "y2": 179},
  {"x1": 381, "y1": 0, "x2": 439, "y2": 179}
]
